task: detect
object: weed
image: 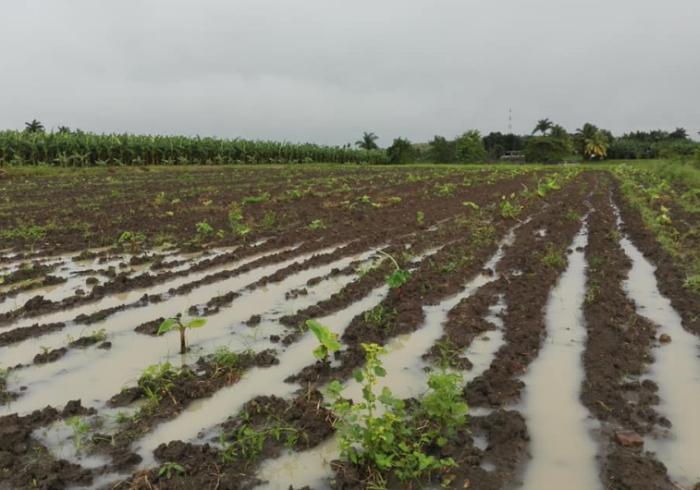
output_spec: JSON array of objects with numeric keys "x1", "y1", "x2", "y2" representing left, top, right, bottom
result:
[
  {"x1": 566, "y1": 209, "x2": 581, "y2": 222},
  {"x1": 66, "y1": 417, "x2": 91, "y2": 454},
  {"x1": 220, "y1": 416, "x2": 301, "y2": 462},
  {"x1": 158, "y1": 462, "x2": 186, "y2": 479},
  {"x1": 195, "y1": 221, "x2": 214, "y2": 242},
  {"x1": 462, "y1": 201, "x2": 480, "y2": 210},
  {"x1": 684, "y1": 274, "x2": 700, "y2": 294},
  {"x1": 242, "y1": 192, "x2": 270, "y2": 205},
  {"x1": 308, "y1": 219, "x2": 325, "y2": 231},
  {"x1": 158, "y1": 315, "x2": 207, "y2": 354},
  {"x1": 416, "y1": 211, "x2": 425, "y2": 225},
  {"x1": 499, "y1": 194, "x2": 522, "y2": 219},
  {"x1": 138, "y1": 362, "x2": 181, "y2": 411},
  {"x1": 541, "y1": 245, "x2": 566, "y2": 269},
  {"x1": 326, "y1": 344, "x2": 459, "y2": 485},
  {"x1": 117, "y1": 231, "x2": 146, "y2": 251},
  {"x1": 262, "y1": 211, "x2": 277, "y2": 229}
]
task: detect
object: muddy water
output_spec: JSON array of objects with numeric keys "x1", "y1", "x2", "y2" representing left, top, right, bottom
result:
[
  {"x1": 0, "y1": 246, "x2": 332, "y2": 368},
  {"x1": 256, "y1": 230, "x2": 519, "y2": 489},
  {"x1": 0, "y1": 250, "x2": 369, "y2": 416},
  {"x1": 3, "y1": 244, "x2": 303, "y2": 329},
  {"x1": 133, "y1": 284, "x2": 390, "y2": 467},
  {"x1": 620, "y1": 235, "x2": 700, "y2": 487},
  {"x1": 518, "y1": 224, "x2": 601, "y2": 490},
  {"x1": 464, "y1": 295, "x2": 506, "y2": 384}
]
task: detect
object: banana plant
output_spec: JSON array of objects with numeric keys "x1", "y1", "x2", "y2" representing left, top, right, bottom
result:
[{"x1": 158, "y1": 316, "x2": 207, "y2": 354}]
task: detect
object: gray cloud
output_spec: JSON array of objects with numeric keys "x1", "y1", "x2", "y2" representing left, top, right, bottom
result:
[{"x1": 1, "y1": 0, "x2": 698, "y2": 145}]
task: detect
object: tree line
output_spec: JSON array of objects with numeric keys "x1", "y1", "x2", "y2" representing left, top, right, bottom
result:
[
  {"x1": 2, "y1": 119, "x2": 698, "y2": 167},
  {"x1": 366, "y1": 120, "x2": 699, "y2": 164}
]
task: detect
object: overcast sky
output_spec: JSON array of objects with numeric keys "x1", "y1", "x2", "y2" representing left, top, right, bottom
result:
[{"x1": 1, "y1": 0, "x2": 698, "y2": 145}]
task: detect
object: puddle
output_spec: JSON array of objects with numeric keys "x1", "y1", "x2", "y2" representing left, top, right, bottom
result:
[
  {"x1": 517, "y1": 223, "x2": 601, "y2": 490},
  {"x1": 464, "y1": 295, "x2": 506, "y2": 384},
  {"x1": 34, "y1": 419, "x2": 111, "y2": 470},
  {"x1": 619, "y1": 231, "x2": 700, "y2": 487},
  {"x1": 257, "y1": 435, "x2": 340, "y2": 490}
]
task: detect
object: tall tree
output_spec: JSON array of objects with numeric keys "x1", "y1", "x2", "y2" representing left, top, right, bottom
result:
[
  {"x1": 355, "y1": 132, "x2": 379, "y2": 151},
  {"x1": 532, "y1": 118, "x2": 553, "y2": 135},
  {"x1": 24, "y1": 119, "x2": 45, "y2": 133}
]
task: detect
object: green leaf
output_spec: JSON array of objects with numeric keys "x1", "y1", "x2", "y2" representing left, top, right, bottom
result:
[
  {"x1": 157, "y1": 318, "x2": 177, "y2": 335},
  {"x1": 374, "y1": 366, "x2": 386, "y2": 377},
  {"x1": 312, "y1": 345, "x2": 327, "y2": 361},
  {"x1": 386, "y1": 269, "x2": 411, "y2": 289},
  {"x1": 352, "y1": 369, "x2": 364, "y2": 383},
  {"x1": 186, "y1": 318, "x2": 207, "y2": 329}
]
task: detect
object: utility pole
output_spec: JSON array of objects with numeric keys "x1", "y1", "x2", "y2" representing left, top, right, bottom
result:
[{"x1": 508, "y1": 107, "x2": 513, "y2": 134}]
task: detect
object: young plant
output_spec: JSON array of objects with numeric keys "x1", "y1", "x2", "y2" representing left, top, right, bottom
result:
[
  {"x1": 416, "y1": 211, "x2": 425, "y2": 225},
  {"x1": 308, "y1": 219, "x2": 325, "y2": 231},
  {"x1": 327, "y1": 343, "x2": 458, "y2": 485},
  {"x1": 378, "y1": 251, "x2": 411, "y2": 289},
  {"x1": 158, "y1": 462, "x2": 186, "y2": 480},
  {"x1": 195, "y1": 221, "x2": 214, "y2": 242},
  {"x1": 157, "y1": 316, "x2": 207, "y2": 354},
  {"x1": 66, "y1": 416, "x2": 91, "y2": 454},
  {"x1": 307, "y1": 319, "x2": 341, "y2": 364},
  {"x1": 499, "y1": 194, "x2": 522, "y2": 219}
]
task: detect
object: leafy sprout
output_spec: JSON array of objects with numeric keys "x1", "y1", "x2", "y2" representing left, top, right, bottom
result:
[
  {"x1": 378, "y1": 251, "x2": 411, "y2": 289},
  {"x1": 307, "y1": 319, "x2": 341, "y2": 363},
  {"x1": 158, "y1": 316, "x2": 207, "y2": 354}
]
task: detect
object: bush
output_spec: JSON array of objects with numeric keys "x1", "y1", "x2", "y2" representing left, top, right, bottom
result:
[
  {"x1": 386, "y1": 138, "x2": 415, "y2": 164},
  {"x1": 455, "y1": 130, "x2": 487, "y2": 163},
  {"x1": 524, "y1": 135, "x2": 572, "y2": 163}
]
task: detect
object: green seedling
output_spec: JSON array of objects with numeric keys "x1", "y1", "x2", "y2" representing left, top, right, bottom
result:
[
  {"x1": 158, "y1": 462, "x2": 186, "y2": 479},
  {"x1": 308, "y1": 219, "x2": 325, "y2": 231},
  {"x1": 158, "y1": 316, "x2": 207, "y2": 354},
  {"x1": 307, "y1": 319, "x2": 341, "y2": 364},
  {"x1": 378, "y1": 251, "x2": 411, "y2": 289},
  {"x1": 416, "y1": 211, "x2": 425, "y2": 225},
  {"x1": 195, "y1": 221, "x2": 214, "y2": 242},
  {"x1": 462, "y1": 201, "x2": 480, "y2": 210},
  {"x1": 499, "y1": 194, "x2": 522, "y2": 219},
  {"x1": 66, "y1": 416, "x2": 91, "y2": 454}
]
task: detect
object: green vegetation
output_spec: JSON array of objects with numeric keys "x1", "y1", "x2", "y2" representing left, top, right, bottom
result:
[
  {"x1": 157, "y1": 316, "x2": 207, "y2": 354},
  {"x1": 66, "y1": 417, "x2": 91, "y2": 454},
  {"x1": 220, "y1": 414, "x2": 301, "y2": 462},
  {"x1": 326, "y1": 343, "x2": 467, "y2": 486},
  {"x1": 138, "y1": 362, "x2": 182, "y2": 412},
  {"x1": 0, "y1": 129, "x2": 385, "y2": 166},
  {"x1": 308, "y1": 219, "x2": 326, "y2": 231},
  {"x1": 614, "y1": 163, "x2": 700, "y2": 295},
  {"x1": 158, "y1": 462, "x2": 186, "y2": 479},
  {"x1": 378, "y1": 251, "x2": 411, "y2": 289},
  {"x1": 307, "y1": 319, "x2": 341, "y2": 364}
]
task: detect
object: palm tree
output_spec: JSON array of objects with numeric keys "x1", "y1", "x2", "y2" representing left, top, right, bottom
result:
[
  {"x1": 355, "y1": 132, "x2": 379, "y2": 151},
  {"x1": 532, "y1": 119, "x2": 553, "y2": 135},
  {"x1": 583, "y1": 131, "x2": 609, "y2": 160},
  {"x1": 25, "y1": 119, "x2": 45, "y2": 133},
  {"x1": 57, "y1": 126, "x2": 71, "y2": 134}
]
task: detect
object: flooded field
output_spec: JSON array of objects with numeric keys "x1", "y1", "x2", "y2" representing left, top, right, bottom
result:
[{"x1": 0, "y1": 165, "x2": 698, "y2": 489}]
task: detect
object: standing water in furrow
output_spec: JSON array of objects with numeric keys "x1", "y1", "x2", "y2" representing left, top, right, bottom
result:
[
  {"x1": 0, "y1": 248, "x2": 367, "y2": 416},
  {"x1": 256, "y1": 227, "x2": 519, "y2": 489},
  {"x1": 132, "y1": 283, "x2": 391, "y2": 468},
  {"x1": 619, "y1": 227, "x2": 700, "y2": 487},
  {"x1": 518, "y1": 222, "x2": 601, "y2": 490}
]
